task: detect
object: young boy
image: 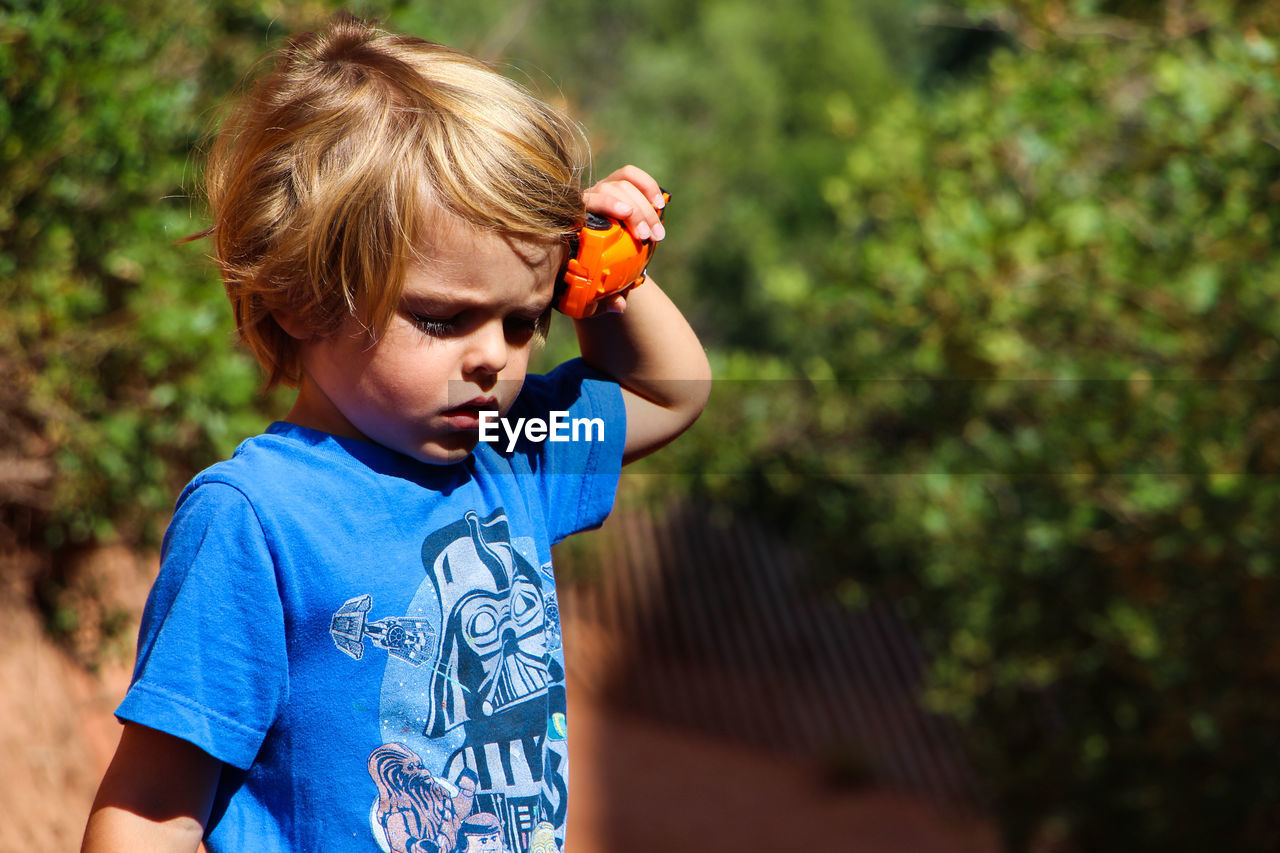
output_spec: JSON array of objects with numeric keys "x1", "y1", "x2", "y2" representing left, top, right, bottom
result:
[{"x1": 82, "y1": 14, "x2": 709, "y2": 853}]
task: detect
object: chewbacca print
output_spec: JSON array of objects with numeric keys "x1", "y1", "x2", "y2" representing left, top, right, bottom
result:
[{"x1": 368, "y1": 742, "x2": 479, "y2": 852}]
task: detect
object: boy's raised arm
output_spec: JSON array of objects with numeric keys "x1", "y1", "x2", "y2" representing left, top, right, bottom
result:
[
  {"x1": 82, "y1": 722, "x2": 221, "y2": 853},
  {"x1": 574, "y1": 166, "x2": 713, "y2": 464}
]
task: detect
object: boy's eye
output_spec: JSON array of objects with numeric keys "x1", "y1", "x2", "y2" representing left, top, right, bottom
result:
[
  {"x1": 505, "y1": 312, "x2": 546, "y2": 343},
  {"x1": 406, "y1": 309, "x2": 547, "y2": 341},
  {"x1": 407, "y1": 313, "x2": 459, "y2": 336}
]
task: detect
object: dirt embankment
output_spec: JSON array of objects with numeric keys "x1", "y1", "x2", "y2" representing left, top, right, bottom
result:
[{"x1": 1, "y1": 546, "x2": 150, "y2": 853}]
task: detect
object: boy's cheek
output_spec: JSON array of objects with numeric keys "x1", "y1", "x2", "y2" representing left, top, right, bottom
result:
[{"x1": 497, "y1": 377, "x2": 529, "y2": 415}]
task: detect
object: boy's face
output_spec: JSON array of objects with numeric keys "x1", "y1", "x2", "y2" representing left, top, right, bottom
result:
[{"x1": 286, "y1": 219, "x2": 563, "y2": 464}]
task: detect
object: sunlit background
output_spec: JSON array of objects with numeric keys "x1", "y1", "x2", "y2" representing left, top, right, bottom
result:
[{"x1": 3, "y1": 1, "x2": 1280, "y2": 850}]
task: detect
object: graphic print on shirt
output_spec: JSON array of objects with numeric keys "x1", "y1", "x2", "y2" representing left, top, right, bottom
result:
[
  {"x1": 367, "y1": 742, "x2": 480, "y2": 852},
  {"x1": 330, "y1": 594, "x2": 437, "y2": 665},
  {"x1": 330, "y1": 509, "x2": 568, "y2": 853}
]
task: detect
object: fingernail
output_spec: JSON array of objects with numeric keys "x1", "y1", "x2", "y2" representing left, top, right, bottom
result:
[
  {"x1": 653, "y1": 195, "x2": 666, "y2": 209},
  {"x1": 652, "y1": 222, "x2": 666, "y2": 241},
  {"x1": 636, "y1": 222, "x2": 651, "y2": 241}
]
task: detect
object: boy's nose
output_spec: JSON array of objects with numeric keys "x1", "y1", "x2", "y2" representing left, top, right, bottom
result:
[{"x1": 461, "y1": 320, "x2": 510, "y2": 379}]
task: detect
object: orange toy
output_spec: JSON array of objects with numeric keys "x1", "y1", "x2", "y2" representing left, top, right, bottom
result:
[{"x1": 557, "y1": 191, "x2": 670, "y2": 318}]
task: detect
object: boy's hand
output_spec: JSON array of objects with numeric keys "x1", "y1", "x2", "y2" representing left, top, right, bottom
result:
[
  {"x1": 581, "y1": 165, "x2": 668, "y2": 315},
  {"x1": 574, "y1": 164, "x2": 710, "y2": 464}
]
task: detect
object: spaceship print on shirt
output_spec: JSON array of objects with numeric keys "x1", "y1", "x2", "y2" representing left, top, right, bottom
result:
[{"x1": 330, "y1": 594, "x2": 437, "y2": 666}]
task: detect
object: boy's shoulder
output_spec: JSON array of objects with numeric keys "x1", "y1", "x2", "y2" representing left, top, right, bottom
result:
[
  {"x1": 192, "y1": 424, "x2": 337, "y2": 486},
  {"x1": 509, "y1": 357, "x2": 622, "y2": 420},
  {"x1": 181, "y1": 423, "x2": 417, "y2": 507}
]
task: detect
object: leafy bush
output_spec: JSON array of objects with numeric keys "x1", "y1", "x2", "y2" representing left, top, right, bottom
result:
[
  {"x1": 671, "y1": 2, "x2": 1280, "y2": 848},
  {"x1": 0, "y1": 1, "x2": 345, "y2": 547}
]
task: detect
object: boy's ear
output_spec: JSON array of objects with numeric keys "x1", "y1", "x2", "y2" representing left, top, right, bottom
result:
[{"x1": 271, "y1": 307, "x2": 313, "y2": 341}]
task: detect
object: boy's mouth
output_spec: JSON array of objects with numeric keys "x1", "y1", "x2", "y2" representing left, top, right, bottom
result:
[{"x1": 440, "y1": 396, "x2": 499, "y2": 430}]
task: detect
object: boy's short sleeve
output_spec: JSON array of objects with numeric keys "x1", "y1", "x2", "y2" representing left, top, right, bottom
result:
[
  {"x1": 116, "y1": 482, "x2": 288, "y2": 770},
  {"x1": 512, "y1": 358, "x2": 626, "y2": 544}
]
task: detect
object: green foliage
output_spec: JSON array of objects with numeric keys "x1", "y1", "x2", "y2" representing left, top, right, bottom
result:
[
  {"x1": 671, "y1": 2, "x2": 1280, "y2": 848},
  {"x1": 0, "y1": 0, "x2": 326, "y2": 545},
  {"x1": 383, "y1": 0, "x2": 919, "y2": 366}
]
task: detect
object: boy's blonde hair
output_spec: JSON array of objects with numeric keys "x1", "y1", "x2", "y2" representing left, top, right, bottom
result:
[{"x1": 205, "y1": 13, "x2": 587, "y2": 388}]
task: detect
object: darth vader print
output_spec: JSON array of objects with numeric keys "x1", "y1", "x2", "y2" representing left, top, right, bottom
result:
[{"x1": 426, "y1": 510, "x2": 561, "y2": 737}]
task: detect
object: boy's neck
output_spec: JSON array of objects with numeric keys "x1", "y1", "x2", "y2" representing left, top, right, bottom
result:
[{"x1": 285, "y1": 377, "x2": 368, "y2": 443}]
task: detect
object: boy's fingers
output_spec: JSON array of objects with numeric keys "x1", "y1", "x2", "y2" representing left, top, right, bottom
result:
[
  {"x1": 584, "y1": 167, "x2": 667, "y2": 241},
  {"x1": 604, "y1": 179, "x2": 664, "y2": 242},
  {"x1": 603, "y1": 164, "x2": 663, "y2": 207},
  {"x1": 582, "y1": 190, "x2": 632, "y2": 220}
]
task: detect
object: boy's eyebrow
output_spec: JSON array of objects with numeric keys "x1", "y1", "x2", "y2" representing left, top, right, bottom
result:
[
  {"x1": 398, "y1": 292, "x2": 553, "y2": 315},
  {"x1": 527, "y1": 294, "x2": 555, "y2": 314}
]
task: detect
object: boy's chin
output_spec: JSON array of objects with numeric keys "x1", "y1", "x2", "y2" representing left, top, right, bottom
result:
[{"x1": 411, "y1": 431, "x2": 481, "y2": 466}]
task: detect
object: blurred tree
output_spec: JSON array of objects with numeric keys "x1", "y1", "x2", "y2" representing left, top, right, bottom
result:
[
  {"x1": 385, "y1": 0, "x2": 921, "y2": 363},
  {"x1": 1, "y1": 0, "x2": 291, "y2": 548},
  {"x1": 670, "y1": 1, "x2": 1280, "y2": 848}
]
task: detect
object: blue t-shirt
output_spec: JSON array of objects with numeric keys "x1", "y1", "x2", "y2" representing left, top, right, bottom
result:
[{"x1": 117, "y1": 360, "x2": 625, "y2": 853}]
